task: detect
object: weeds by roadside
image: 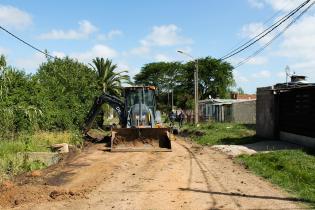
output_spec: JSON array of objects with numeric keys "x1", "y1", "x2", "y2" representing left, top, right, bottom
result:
[
  {"x1": 238, "y1": 150, "x2": 315, "y2": 207},
  {"x1": 181, "y1": 122, "x2": 258, "y2": 145},
  {"x1": 0, "y1": 131, "x2": 83, "y2": 183}
]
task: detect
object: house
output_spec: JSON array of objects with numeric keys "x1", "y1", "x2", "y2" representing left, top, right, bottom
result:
[
  {"x1": 230, "y1": 93, "x2": 256, "y2": 100},
  {"x1": 199, "y1": 98, "x2": 256, "y2": 124},
  {"x1": 256, "y1": 75, "x2": 315, "y2": 147}
]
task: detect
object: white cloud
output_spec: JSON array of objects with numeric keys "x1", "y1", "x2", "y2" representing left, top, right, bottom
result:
[
  {"x1": 38, "y1": 20, "x2": 98, "y2": 40},
  {"x1": 240, "y1": 22, "x2": 273, "y2": 45},
  {"x1": 116, "y1": 62, "x2": 130, "y2": 71},
  {"x1": 248, "y1": 0, "x2": 265, "y2": 9},
  {"x1": 116, "y1": 62, "x2": 137, "y2": 77},
  {"x1": 15, "y1": 53, "x2": 46, "y2": 73},
  {"x1": 278, "y1": 15, "x2": 315, "y2": 59},
  {"x1": 228, "y1": 56, "x2": 268, "y2": 66},
  {"x1": 52, "y1": 51, "x2": 66, "y2": 58},
  {"x1": 0, "y1": 5, "x2": 32, "y2": 29},
  {"x1": 251, "y1": 70, "x2": 271, "y2": 78},
  {"x1": 264, "y1": 0, "x2": 304, "y2": 12},
  {"x1": 127, "y1": 24, "x2": 192, "y2": 57},
  {"x1": 273, "y1": 15, "x2": 315, "y2": 82},
  {"x1": 291, "y1": 60, "x2": 315, "y2": 70},
  {"x1": 12, "y1": 45, "x2": 117, "y2": 73},
  {"x1": 70, "y1": 44, "x2": 118, "y2": 62},
  {"x1": 97, "y1": 29, "x2": 123, "y2": 41},
  {"x1": 244, "y1": 1, "x2": 315, "y2": 83},
  {"x1": 128, "y1": 45, "x2": 150, "y2": 56},
  {"x1": 141, "y1": 24, "x2": 193, "y2": 47},
  {"x1": 234, "y1": 70, "x2": 249, "y2": 83},
  {"x1": 277, "y1": 71, "x2": 286, "y2": 79},
  {"x1": 155, "y1": 54, "x2": 173, "y2": 62},
  {"x1": 248, "y1": 0, "x2": 304, "y2": 12},
  {"x1": 247, "y1": 56, "x2": 268, "y2": 65},
  {"x1": 0, "y1": 47, "x2": 9, "y2": 55}
]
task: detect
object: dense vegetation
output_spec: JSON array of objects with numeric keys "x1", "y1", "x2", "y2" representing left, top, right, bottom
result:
[
  {"x1": 0, "y1": 54, "x2": 236, "y2": 138},
  {"x1": 0, "y1": 131, "x2": 81, "y2": 181},
  {"x1": 0, "y1": 55, "x2": 127, "y2": 179},
  {"x1": 0, "y1": 56, "x2": 100, "y2": 138},
  {"x1": 0, "y1": 54, "x2": 236, "y2": 180},
  {"x1": 134, "y1": 57, "x2": 235, "y2": 112}
]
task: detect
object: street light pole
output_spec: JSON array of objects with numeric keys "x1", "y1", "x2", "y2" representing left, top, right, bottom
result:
[{"x1": 177, "y1": 50, "x2": 199, "y2": 125}]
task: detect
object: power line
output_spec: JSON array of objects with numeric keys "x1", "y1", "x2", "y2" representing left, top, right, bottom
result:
[
  {"x1": 220, "y1": 0, "x2": 310, "y2": 60},
  {"x1": 219, "y1": 0, "x2": 311, "y2": 61},
  {"x1": 234, "y1": 1, "x2": 315, "y2": 69},
  {"x1": 0, "y1": 25, "x2": 57, "y2": 59},
  {"x1": 222, "y1": 5, "x2": 286, "y2": 56}
]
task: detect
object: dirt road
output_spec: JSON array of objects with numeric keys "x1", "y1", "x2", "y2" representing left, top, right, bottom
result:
[{"x1": 1, "y1": 139, "x2": 304, "y2": 210}]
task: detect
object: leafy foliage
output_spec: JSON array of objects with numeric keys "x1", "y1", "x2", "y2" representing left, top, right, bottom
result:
[
  {"x1": 33, "y1": 57, "x2": 99, "y2": 130},
  {"x1": 134, "y1": 57, "x2": 235, "y2": 112},
  {"x1": 0, "y1": 131, "x2": 81, "y2": 180},
  {"x1": 0, "y1": 54, "x2": 133, "y2": 137},
  {"x1": 90, "y1": 57, "x2": 130, "y2": 122},
  {"x1": 0, "y1": 57, "x2": 43, "y2": 138},
  {"x1": 91, "y1": 57, "x2": 130, "y2": 96}
]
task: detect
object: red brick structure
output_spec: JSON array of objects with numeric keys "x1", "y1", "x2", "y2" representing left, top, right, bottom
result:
[{"x1": 230, "y1": 93, "x2": 256, "y2": 100}]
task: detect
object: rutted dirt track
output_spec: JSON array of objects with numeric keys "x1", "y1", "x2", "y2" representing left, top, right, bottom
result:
[{"x1": 1, "y1": 139, "x2": 305, "y2": 210}]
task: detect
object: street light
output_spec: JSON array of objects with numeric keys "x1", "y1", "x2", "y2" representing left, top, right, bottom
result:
[{"x1": 177, "y1": 50, "x2": 199, "y2": 125}]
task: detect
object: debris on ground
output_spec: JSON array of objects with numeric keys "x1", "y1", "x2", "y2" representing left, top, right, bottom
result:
[
  {"x1": 51, "y1": 143, "x2": 69, "y2": 153},
  {"x1": 212, "y1": 145, "x2": 257, "y2": 157}
]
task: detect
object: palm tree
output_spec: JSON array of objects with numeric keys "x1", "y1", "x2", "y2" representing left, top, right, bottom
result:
[
  {"x1": 91, "y1": 57, "x2": 130, "y2": 124},
  {"x1": 91, "y1": 57, "x2": 130, "y2": 96}
]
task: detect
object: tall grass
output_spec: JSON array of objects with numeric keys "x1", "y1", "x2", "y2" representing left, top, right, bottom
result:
[
  {"x1": 181, "y1": 122, "x2": 257, "y2": 145},
  {"x1": 238, "y1": 150, "x2": 315, "y2": 207},
  {"x1": 0, "y1": 131, "x2": 82, "y2": 182}
]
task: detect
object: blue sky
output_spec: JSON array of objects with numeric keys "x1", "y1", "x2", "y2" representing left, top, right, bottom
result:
[{"x1": 0, "y1": 0, "x2": 314, "y2": 93}]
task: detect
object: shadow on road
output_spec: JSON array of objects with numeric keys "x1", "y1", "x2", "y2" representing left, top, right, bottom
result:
[{"x1": 179, "y1": 187, "x2": 314, "y2": 205}]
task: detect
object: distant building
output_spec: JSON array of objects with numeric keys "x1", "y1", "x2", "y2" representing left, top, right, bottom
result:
[
  {"x1": 256, "y1": 75, "x2": 315, "y2": 147},
  {"x1": 199, "y1": 98, "x2": 256, "y2": 124},
  {"x1": 230, "y1": 93, "x2": 256, "y2": 100}
]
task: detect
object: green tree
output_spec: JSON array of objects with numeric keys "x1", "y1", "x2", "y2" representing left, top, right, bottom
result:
[
  {"x1": 0, "y1": 59, "x2": 42, "y2": 138},
  {"x1": 34, "y1": 57, "x2": 98, "y2": 130},
  {"x1": 185, "y1": 57, "x2": 235, "y2": 99},
  {"x1": 0, "y1": 55, "x2": 6, "y2": 68},
  {"x1": 134, "y1": 62, "x2": 182, "y2": 112},
  {"x1": 91, "y1": 57, "x2": 129, "y2": 96},
  {"x1": 134, "y1": 57, "x2": 235, "y2": 111},
  {"x1": 90, "y1": 57, "x2": 130, "y2": 124}
]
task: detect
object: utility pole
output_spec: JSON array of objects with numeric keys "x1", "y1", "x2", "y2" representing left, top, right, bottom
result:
[{"x1": 177, "y1": 50, "x2": 199, "y2": 125}]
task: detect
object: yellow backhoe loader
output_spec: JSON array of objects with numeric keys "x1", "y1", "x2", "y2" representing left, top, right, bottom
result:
[{"x1": 82, "y1": 86, "x2": 172, "y2": 152}]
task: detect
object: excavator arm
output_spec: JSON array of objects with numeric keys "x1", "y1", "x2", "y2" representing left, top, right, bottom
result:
[{"x1": 82, "y1": 93, "x2": 126, "y2": 134}]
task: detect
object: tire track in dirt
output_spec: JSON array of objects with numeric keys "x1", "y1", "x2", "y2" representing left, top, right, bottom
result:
[
  {"x1": 180, "y1": 142, "x2": 218, "y2": 208},
  {"x1": 178, "y1": 142, "x2": 240, "y2": 209},
  {"x1": 176, "y1": 140, "x2": 305, "y2": 210},
  {"x1": 4, "y1": 139, "x2": 307, "y2": 210}
]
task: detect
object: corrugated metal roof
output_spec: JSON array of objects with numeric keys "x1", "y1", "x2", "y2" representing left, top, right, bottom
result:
[{"x1": 199, "y1": 98, "x2": 255, "y2": 105}]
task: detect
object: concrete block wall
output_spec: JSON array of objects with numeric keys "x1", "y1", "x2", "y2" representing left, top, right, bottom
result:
[
  {"x1": 231, "y1": 100, "x2": 256, "y2": 124},
  {"x1": 256, "y1": 87, "x2": 277, "y2": 139}
]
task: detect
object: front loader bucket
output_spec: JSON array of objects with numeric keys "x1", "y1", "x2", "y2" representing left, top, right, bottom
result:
[{"x1": 111, "y1": 128, "x2": 172, "y2": 152}]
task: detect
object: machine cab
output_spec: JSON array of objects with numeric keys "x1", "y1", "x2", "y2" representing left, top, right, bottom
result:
[{"x1": 124, "y1": 86, "x2": 157, "y2": 128}]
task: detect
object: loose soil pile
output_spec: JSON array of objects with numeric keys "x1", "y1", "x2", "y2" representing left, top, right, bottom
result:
[{"x1": 113, "y1": 135, "x2": 159, "y2": 148}]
